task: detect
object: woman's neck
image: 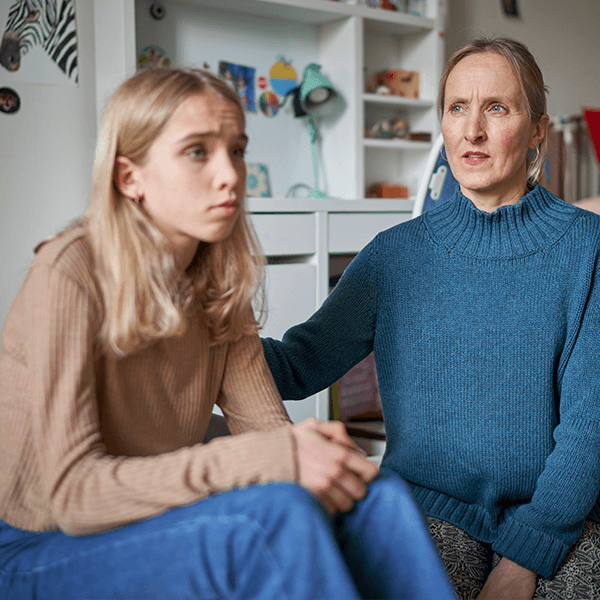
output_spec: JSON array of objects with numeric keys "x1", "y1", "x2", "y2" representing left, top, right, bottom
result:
[{"x1": 461, "y1": 182, "x2": 530, "y2": 213}]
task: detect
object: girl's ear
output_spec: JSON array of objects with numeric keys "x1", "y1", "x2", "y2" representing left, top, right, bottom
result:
[{"x1": 114, "y1": 156, "x2": 143, "y2": 200}]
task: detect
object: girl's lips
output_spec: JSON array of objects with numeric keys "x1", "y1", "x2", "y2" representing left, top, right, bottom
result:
[{"x1": 214, "y1": 201, "x2": 238, "y2": 216}]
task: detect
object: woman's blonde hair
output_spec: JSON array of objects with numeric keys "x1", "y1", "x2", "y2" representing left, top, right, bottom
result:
[
  {"x1": 84, "y1": 67, "x2": 265, "y2": 356},
  {"x1": 438, "y1": 37, "x2": 549, "y2": 186}
]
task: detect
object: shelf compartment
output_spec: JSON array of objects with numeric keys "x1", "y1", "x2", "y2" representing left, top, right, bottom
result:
[
  {"x1": 362, "y1": 12, "x2": 434, "y2": 35},
  {"x1": 175, "y1": 0, "x2": 434, "y2": 30},
  {"x1": 363, "y1": 93, "x2": 434, "y2": 109}
]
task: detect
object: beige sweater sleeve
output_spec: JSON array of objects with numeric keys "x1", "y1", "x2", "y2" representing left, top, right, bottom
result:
[
  {"x1": 16, "y1": 262, "x2": 297, "y2": 535},
  {"x1": 218, "y1": 333, "x2": 294, "y2": 434}
]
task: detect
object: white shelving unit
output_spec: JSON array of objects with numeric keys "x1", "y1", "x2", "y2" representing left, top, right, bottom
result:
[
  {"x1": 248, "y1": 198, "x2": 413, "y2": 423},
  {"x1": 93, "y1": 0, "x2": 445, "y2": 422}
]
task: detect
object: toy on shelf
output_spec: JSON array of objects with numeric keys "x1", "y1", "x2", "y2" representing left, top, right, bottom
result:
[
  {"x1": 365, "y1": 116, "x2": 409, "y2": 139},
  {"x1": 351, "y1": 0, "x2": 407, "y2": 10}
]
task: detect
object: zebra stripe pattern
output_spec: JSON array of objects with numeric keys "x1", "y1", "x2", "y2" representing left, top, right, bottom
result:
[{"x1": 1, "y1": 0, "x2": 78, "y2": 83}]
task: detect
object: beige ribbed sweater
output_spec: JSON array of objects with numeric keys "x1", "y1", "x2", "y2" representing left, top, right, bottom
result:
[{"x1": 0, "y1": 226, "x2": 296, "y2": 535}]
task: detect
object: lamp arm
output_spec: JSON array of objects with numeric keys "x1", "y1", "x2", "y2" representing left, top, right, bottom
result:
[
  {"x1": 307, "y1": 113, "x2": 318, "y2": 143},
  {"x1": 308, "y1": 114, "x2": 320, "y2": 191}
]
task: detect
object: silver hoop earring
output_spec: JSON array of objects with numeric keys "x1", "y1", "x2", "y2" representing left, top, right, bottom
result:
[{"x1": 440, "y1": 145, "x2": 448, "y2": 162}]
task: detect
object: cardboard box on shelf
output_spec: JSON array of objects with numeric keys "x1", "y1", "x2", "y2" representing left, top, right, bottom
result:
[
  {"x1": 375, "y1": 69, "x2": 420, "y2": 98},
  {"x1": 366, "y1": 182, "x2": 409, "y2": 199}
]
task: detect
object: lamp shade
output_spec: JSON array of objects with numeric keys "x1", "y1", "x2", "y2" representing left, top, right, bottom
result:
[
  {"x1": 299, "y1": 63, "x2": 337, "y2": 113},
  {"x1": 287, "y1": 63, "x2": 340, "y2": 199}
]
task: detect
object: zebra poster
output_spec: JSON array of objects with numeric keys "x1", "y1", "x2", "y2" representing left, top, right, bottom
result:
[{"x1": 0, "y1": 0, "x2": 79, "y2": 85}]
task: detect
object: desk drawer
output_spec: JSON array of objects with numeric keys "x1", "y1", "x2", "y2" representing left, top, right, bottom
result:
[
  {"x1": 250, "y1": 213, "x2": 316, "y2": 256},
  {"x1": 328, "y1": 212, "x2": 411, "y2": 253}
]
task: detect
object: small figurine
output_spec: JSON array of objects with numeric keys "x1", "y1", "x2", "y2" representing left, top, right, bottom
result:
[{"x1": 366, "y1": 116, "x2": 410, "y2": 139}]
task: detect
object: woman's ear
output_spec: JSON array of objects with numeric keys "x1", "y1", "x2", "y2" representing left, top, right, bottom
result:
[
  {"x1": 114, "y1": 156, "x2": 143, "y2": 200},
  {"x1": 530, "y1": 114, "x2": 550, "y2": 150}
]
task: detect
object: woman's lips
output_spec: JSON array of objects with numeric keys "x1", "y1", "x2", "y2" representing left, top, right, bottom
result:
[{"x1": 462, "y1": 152, "x2": 489, "y2": 166}]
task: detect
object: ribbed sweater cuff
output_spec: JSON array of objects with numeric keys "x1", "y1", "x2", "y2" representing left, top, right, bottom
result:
[
  {"x1": 244, "y1": 424, "x2": 298, "y2": 484},
  {"x1": 493, "y1": 518, "x2": 570, "y2": 579}
]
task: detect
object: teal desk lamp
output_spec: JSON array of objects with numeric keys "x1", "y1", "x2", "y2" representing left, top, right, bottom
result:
[{"x1": 289, "y1": 64, "x2": 338, "y2": 199}]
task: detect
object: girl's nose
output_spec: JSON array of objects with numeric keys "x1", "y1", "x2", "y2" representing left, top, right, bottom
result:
[{"x1": 214, "y1": 150, "x2": 240, "y2": 192}]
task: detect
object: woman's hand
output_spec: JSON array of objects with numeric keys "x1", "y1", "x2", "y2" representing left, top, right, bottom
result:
[
  {"x1": 476, "y1": 557, "x2": 537, "y2": 600},
  {"x1": 292, "y1": 418, "x2": 379, "y2": 514}
]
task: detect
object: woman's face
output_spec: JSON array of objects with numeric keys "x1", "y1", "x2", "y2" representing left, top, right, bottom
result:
[
  {"x1": 127, "y1": 90, "x2": 247, "y2": 267},
  {"x1": 441, "y1": 52, "x2": 544, "y2": 210}
]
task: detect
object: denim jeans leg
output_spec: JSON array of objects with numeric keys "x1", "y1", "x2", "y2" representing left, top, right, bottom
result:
[
  {"x1": 336, "y1": 467, "x2": 458, "y2": 600},
  {"x1": 0, "y1": 483, "x2": 361, "y2": 600}
]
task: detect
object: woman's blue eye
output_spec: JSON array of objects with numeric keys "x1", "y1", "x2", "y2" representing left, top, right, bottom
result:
[{"x1": 189, "y1": 146, "x2": 206, "y2": 158}]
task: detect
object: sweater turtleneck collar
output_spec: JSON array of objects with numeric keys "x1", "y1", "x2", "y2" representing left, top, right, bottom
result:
[{"x1": 423, "y1": 185, "x2": 579, "y2": 259}]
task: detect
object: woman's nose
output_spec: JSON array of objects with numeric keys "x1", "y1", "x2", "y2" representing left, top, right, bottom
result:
[{"x1": 465, "y1": 113, "x2": 487, "y2": 143}]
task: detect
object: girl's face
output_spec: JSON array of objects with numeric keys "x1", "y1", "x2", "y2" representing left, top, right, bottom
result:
[
  {"x1": 441, "y1": 52, "x2": 545, "y2": 210},
  {"x1": 125, "y1": 90, "x2": 247, "y2": 267}
]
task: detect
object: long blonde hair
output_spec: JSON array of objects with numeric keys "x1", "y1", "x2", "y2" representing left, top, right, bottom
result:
[
  {"x1": 85, "y1": 68, "x2": 265, "y2": 356},
  {"x1": 438, "y1": 37, "x2": 549, "y2": 187}
]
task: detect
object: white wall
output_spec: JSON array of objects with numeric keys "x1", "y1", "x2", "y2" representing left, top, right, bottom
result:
[
  {"x1": 2, "y1": 0, "x2": 599, "y2": 326},
  {"x1": 0, "y1": 0, "x2": 97, "y2": 326},
  {"x1": 445, "y1": 0, "x2": 600, "y2": 117}
]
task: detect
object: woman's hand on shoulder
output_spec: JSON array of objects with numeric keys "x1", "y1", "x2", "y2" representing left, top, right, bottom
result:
[
  {"x1": 476, "y1": 557, "x2": 537, "y2": 600},
  {"x1": 292, "y1": 418, "x2": 379, "y2": 514}
]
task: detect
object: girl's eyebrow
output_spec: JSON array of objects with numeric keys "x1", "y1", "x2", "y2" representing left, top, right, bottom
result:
[{"x1": 177, "y1": 132, "x2": 249, "y2": 145}]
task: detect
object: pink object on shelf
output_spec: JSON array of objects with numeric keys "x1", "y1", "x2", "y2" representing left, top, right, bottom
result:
[{"x1": 584, "y1": 108, "x2": 600, "y2": 167}]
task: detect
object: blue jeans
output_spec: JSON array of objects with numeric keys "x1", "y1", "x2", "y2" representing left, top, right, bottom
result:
[{"x1": 0, "y1": 469, "x2": 456, "y2": 599}]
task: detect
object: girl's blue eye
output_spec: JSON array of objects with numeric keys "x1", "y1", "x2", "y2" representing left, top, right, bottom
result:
[{"x1": 189, "y1": 146, "x2": 206, "y2": 158}]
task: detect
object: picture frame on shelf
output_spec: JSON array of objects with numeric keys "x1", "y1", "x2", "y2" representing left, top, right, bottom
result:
[{"x1": 246, "y1": 163, "x2": 271, "y2": 198}]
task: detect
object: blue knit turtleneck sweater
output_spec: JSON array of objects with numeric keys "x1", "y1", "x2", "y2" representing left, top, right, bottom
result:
[{"x1": 262, "y1": 185, "x2": 600, "y2": 579}]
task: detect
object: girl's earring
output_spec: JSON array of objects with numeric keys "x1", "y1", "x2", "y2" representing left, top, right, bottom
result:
[{"x1": 133, "y1": 195, "x2": 143, "y2": 205}]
